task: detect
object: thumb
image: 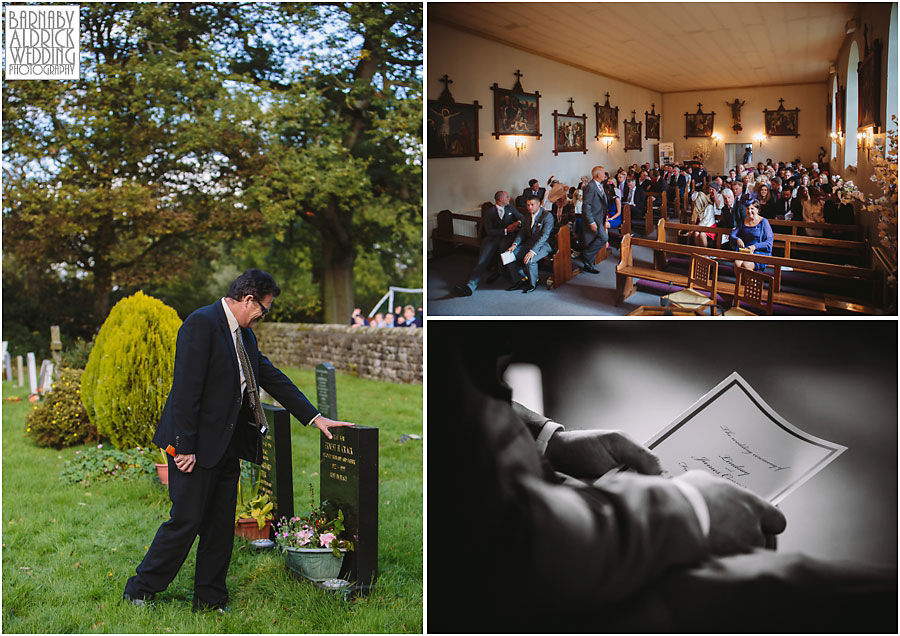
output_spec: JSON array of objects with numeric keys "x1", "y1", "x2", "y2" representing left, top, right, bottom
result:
[
  {"x1": 756, "y1": 499, "x2": 787, "y2": 535},
  {"x1": 611, "y1": 433, "x2": 663, "y2": 475}
]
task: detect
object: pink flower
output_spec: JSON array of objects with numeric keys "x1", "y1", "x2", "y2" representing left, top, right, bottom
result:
[
  {"x1": 295, "y1": 529, "x2": 313, "y2": 546},
  {"x1": 97, "y1": 444, "x2": 103, "y2": 449},
  {"x1": 319, "y1": 532, "x2": 336, "y2": 548}
]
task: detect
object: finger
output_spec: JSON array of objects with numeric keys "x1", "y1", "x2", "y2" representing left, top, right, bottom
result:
[
  {"x1": 319, "y1": 424, "x2": 333, "y2": 440},
  {"x1": 611, "y1": 433, "x2": 663, "y2": 475},
  {"x1": 756, "y1": 500, "x2": 787, "y2": 535}
]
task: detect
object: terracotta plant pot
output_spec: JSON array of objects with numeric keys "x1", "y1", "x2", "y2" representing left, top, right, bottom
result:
[
  {"x1": 283, "y1": 547, "x2": 346, "y2": 582},
  {"x1": 155, "y1": 463, "x2": 168, "y2": 486},
  {"x1": 235, "y1": 518, "x2": 272, "y2": 540}
]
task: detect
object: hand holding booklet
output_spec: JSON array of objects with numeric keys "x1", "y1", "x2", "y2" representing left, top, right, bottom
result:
[
  {"x1": 647, "y1": 372, "x2": 846, "y2": 504},
  {"x1": 500, "y1": 250, "x2": 516, "y2": 266}
]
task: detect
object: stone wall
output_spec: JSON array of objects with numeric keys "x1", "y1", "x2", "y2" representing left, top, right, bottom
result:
[{"x1": 255, "y1": 323, "x2": 422, "y2": 384}]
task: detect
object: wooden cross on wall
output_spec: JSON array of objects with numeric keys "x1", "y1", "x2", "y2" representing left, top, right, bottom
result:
[
  {"x1": 566, "y1": 97, "x2": 575, "y2": 116},
  {"x1": 512, "y1": 69, "x2": 524, "y2": 92},
  {"x1": 437, "y1": 74, "x2": 455, "y2": 104}
]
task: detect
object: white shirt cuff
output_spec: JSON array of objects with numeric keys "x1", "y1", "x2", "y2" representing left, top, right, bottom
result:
[
  {"x1": 308, "y1": 413, "x2": 322, "y2": 427},
  {"x1": 672, "y1": 478, "x2": 710, "y2": 538},
  {"x1": 535, "y1": 420, "x2": 564, "y2": 455}
]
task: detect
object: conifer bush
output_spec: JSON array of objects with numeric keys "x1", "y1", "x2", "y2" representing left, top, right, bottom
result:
[
  {"x1": 81, "y1": 291, "x2": 181, "y2": 450},
  {"x1": 25, "y1": 368, "x2": 99, "y2": 448}
]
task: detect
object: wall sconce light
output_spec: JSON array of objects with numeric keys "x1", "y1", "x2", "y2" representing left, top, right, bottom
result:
[
  {"x1": 510, "y1": 136, "x2": 527, "y2": 156},
  {"x1": 753, "y1": 133, "x2": 766, "y2": 147},
  {"x1": 858, "y1": 127, "x2": 876, "y2": 158},
  {"x1": 600, "y1": 135, "x2": 614, "y2": 151},
  {"x1": 712, "y1": 132, "x2": 722, "y2": 147}
]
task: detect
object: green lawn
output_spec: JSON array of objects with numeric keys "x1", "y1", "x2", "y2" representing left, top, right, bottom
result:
[{"x1": 2, "y1": 368, "x2": 422, "y2": 633}]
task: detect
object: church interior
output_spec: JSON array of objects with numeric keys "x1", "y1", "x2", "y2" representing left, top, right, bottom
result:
[{"x1": 426, "y1": 2, "x2": 898, "y2": 316}]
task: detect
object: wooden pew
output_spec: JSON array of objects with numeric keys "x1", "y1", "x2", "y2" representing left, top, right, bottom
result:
[
  {"x1": 615, "y1": 220, "x2": 882, "y2": 313},
  {"x1": 769, "y1": 218, "x2": 861, "y2": 240},
  {"x1": 659, "y1": 219, "x2": 868, "y2": 267},
  {"x1": 621, "y1": 191, "x2": 666, "y2": 238},
  {"x1": 431, "y1": 208, "x2": 483, "y2": 256}
]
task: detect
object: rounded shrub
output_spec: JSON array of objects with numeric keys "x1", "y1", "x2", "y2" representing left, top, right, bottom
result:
[
  {"x1": 25, "y1": 368, "x2": 99, "y2": 448},
  {"x1": 81, "y1": 291, "x2": 181, "y2": 450}
]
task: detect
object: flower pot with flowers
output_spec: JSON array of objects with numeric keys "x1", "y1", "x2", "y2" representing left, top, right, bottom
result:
[
  {"x1": 234, "y1": 461, "x2": 274, "y2": 540},
  {"x1": 274, "y1": 485, "x2": 354, "y2": 582}
]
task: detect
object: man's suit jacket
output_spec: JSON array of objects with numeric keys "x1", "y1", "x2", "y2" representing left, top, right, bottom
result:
[
  {"x1": 514, "y1": 209, "x2": 554, "y2": 254},
  {"x1": 521, "y1": 187, "x2": 546, "y2": 205},
  {"x1": 153, "y1": 301, "x2": 319, "y2": 468},
  {"x1": 482, "y1": 203, "x2": 522, "y2": 249},
  {"x1": 581, "y1": 180, "x2": 608, "y2": 228},
  {"x1": 633, "y1": 179, "x2": 651, "y2": 211}
]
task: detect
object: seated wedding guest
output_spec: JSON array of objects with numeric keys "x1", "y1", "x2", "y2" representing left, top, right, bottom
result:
[
  {"x1": 649, "y1": 169, "x2": 665, "y2": 195},
  {"x1": 604, "y1": 175, "x2": 623, "y2": 246},
  {"x1": 717, "y1": 187, "x2": 735, "y2": 248},
  {"x1": 454, "y1": 191, "x2": 523, "y2": 297},
  {"x1": 823, "y1": 185, "x2": 855, "y2": 226},
  {"x1": 732, "y1": 201, "x2": 773, "y2": 271},
  {"x1": 802, "y1": 186, "x2": 826, "y2": 237},
  {"x1": 430, "y1": 326, "x2": 897, "y2": 634},
  {"x1": 580, "y1": 175, "x2": 590, "y2": 192},
  {"x1": 545, "y1": 182, "x2": 574, "y2": 251},
  {"x1": 756, "y1": 183, "x2": 774, "y2": 215},
  {"x1": 614, "y1": 170, "x2": 627, "y2": 198},
  {"x1": 504, "y1": 195, "x2": 554, "y2": 293},
  {"x1": 730, "y1": 182, "x2": 747, "y2": 226},
  {"x1": 726, "y1": 168, "x2": 737, "y2": 184},
  {"x1": 521, "y1": 178, "x2": 545, "y2": 205},
  {"x1": 690, "y1": 183, "x2": 717, "y2": 248}
]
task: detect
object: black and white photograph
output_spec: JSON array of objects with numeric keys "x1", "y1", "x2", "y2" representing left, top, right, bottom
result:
[{"x1": 428, "y1": 320, "x2": 897, "y2": 633}]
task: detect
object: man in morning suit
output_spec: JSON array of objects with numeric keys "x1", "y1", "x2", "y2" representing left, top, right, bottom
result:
[
  {"x1": 123, "y1": 269, "x2": 352, "y2": 612},
  {"x1": 518, "y1": 178, "x2": 546, "y2": 208},
  {"x1": 580, "y1": 165, "x2": 609, "y2": 274},
  {"x1": 505, "y1": 195, "x2": 553, "y2": 293},
  {"x1": 454, "y1": 191, "x2": 522, "y2": 296},
  {"x1": 428, "y1": 324, "x2": 897, "y2": 633}
]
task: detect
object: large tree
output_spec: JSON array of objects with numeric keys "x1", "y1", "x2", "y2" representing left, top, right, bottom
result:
[
  {"x1": 3, "y1": 3, "x2": 422, "y2": 326},
  {"x1": 234, "y1": 3, "x2": 423, "y2": 323}
]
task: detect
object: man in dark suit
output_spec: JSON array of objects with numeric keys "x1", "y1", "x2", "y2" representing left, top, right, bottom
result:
[
  {"x1": 633, "y1": 169, "x2": 651, "y2": 214},
  {"x1": 123, "y1": 269, "x2": 352, "y2": 612},
  {"x1": 580, "y1": 165, "x2": 609, "y2": 274},
  {"x1": 454, "y1": 191, "x2": 522, "y2": 296},
  {"x1": 504, "y1": 195, "x2": 553, "y2": 293}
]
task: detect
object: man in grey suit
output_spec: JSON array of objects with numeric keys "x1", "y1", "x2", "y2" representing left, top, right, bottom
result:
[
  {"x1": 504, "y1": 195, "x2": 553, "y2": 293},
  {"x1": 580, "y1": 165, "x2": 609, "y2": 274},
  {"x1": 454, "y1": 191, "x2": 523, "y2": 296}
]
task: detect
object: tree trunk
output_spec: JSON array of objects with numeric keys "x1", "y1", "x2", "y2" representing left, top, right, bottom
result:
[{"x1": 321, "y1": 233, "x2": 355, "y2": 325}]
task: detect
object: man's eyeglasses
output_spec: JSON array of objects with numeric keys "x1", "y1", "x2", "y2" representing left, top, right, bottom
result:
[{"x1": 253, "y1": 298, "x2": 271, "y2": 318}]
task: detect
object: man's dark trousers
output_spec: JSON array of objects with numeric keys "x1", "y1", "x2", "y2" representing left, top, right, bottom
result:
[{"x1": 124, "y1": 402, "x2": 251, "y2": 607}]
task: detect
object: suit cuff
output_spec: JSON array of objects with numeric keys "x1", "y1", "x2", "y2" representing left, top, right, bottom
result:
[
  {"x1": 671, "y1": 478, "x2": 710, "y2": 538},
  {"x1": 535, "y1": 420, "x2": 564, "y2": 455}
]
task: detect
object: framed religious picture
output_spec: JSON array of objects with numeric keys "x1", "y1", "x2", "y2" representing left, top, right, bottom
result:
[
  {"x1": 857, "y1": 37, "x2": 882, "y2": 129},
  {"x1": 552, "y1": 99, "x2": 587, "y2": 155},
  {"x1": 594, "y1": 92, "x2": 619, "y2": 140},
  {"x1": 684, "y1": 103, "x2": 714, "y2": 138},
  {"x1": 764, "y1": 99, "x2": 800, "y2": 137},
  {"x1": 428, "y1": 75, "x2": 483, "y2": 160},
  {"x1": 645, "y1": 103, "x2": 660, "y2": 140},
  {"x1": 490, "y1": 70, "x2": 541, "y2": 139},
  {"x1": 624, "y1": 111, "x2": 642, "y2": 151}
]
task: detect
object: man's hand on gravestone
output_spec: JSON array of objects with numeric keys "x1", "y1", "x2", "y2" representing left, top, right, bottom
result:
[
  {"x1": 314, "y1": 415, "x2": 355, "y2": 440},
  {"x1": 545, "y1": 429, "x2": 663, "y2": 479},
  {"x1": 174, "y1": 453, "x2": 196, "y2": 473}
]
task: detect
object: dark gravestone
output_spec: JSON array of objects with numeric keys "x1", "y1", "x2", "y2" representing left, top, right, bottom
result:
[
  {"x1": 315, "y1": 363, "x2": 338, "y2": 419},
  {"x1": 258, "y1": 404, "x2": 293, "y2": 525},
  {"x1": 320, "y1": 426, "x2": 378, "y2": 593}
]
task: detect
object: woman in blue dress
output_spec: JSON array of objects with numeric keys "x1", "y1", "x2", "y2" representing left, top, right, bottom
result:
[{"x1": 731, "y1": 200, "x2": 773, "y2": 272}]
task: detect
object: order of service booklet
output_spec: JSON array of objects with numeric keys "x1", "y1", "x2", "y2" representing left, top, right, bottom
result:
[{"x1": 647, "y1": 372, "x2": 847, "y2": 504}]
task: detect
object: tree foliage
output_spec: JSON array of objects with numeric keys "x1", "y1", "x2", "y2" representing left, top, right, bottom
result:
[{"x1": 2, "y1": 2, "x2": 422, "y2": 329}]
